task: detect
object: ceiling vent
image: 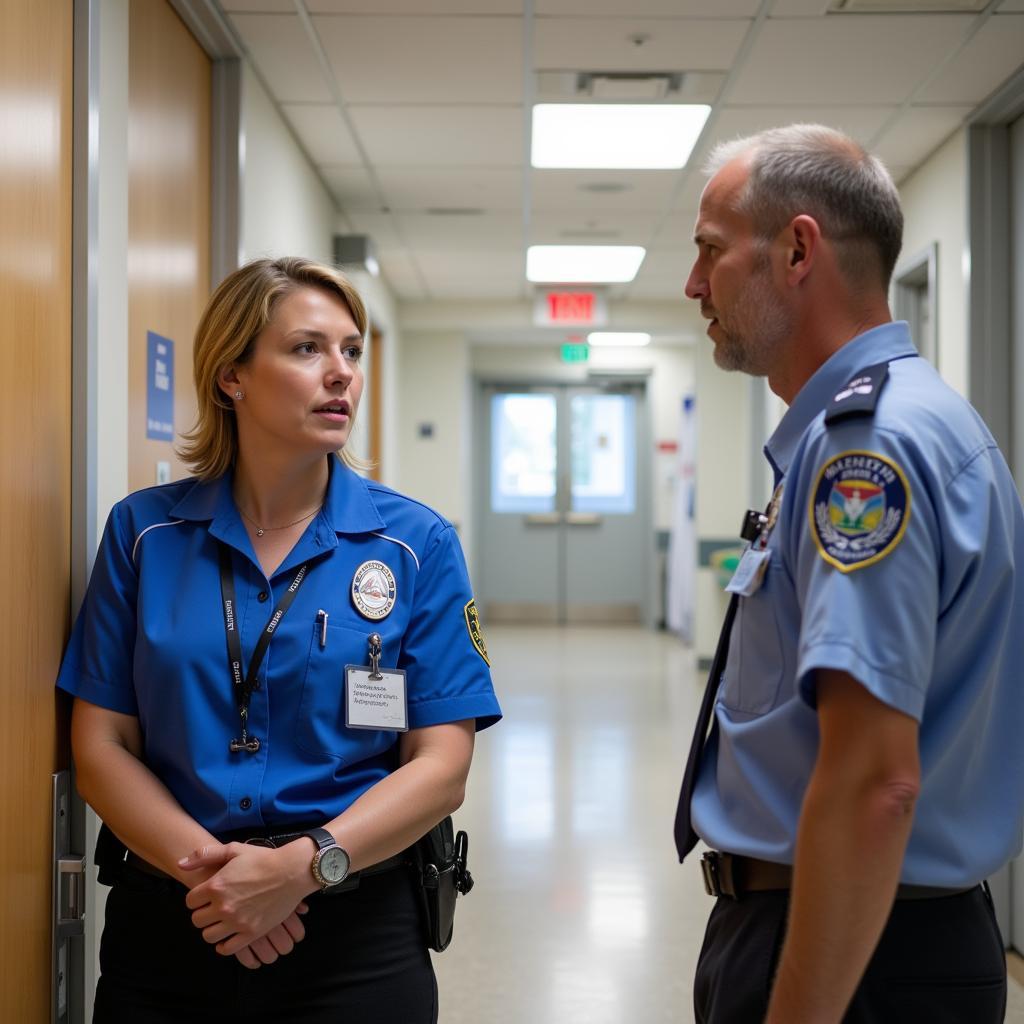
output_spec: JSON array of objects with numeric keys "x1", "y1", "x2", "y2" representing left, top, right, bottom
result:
[
  {"x1": 535, "y1": 70, "x2": 724, "y2": 105},
  {"x1": 828, "y1": 0, "x2": 988, "y2": 12}
]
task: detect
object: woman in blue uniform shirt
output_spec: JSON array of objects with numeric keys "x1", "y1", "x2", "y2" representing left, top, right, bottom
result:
[{"x1": 57, "y1": 257, "x2": 501, "y2": 1022}]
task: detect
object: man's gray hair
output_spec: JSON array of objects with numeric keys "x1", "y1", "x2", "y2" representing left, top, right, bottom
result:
[{"x1": 706, "y1": 124, "x2": 903, "y2": 289}]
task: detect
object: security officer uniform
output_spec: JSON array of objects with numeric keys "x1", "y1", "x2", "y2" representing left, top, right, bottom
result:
[
  {"x1": 57, "y1": 455, "x2": 502, "y2": 1023},
  {"x1": 679, "y1": 322, "x2": 1024, "y2": 1023}
]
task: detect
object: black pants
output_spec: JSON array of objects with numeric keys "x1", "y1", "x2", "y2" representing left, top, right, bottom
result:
[
  {"x1": 694, "y1": 885, "x2": 1006, "y2": 1023},
  {"x1": 93, "y1": 860, "x2": 437, "y2": 1024}
]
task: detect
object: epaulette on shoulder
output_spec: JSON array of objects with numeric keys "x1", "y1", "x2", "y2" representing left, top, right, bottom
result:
[{"x1": 824, "y1": 361, "x2": 890, "y2": 425}]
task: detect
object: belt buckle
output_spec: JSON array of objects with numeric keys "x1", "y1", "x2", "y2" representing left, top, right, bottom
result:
[
  {"x1": 701, "y1": 851, "x2": 722, "y2": 897},
  {"x1": 701, "y1": 851, "x2": 740, "y2": 899}
]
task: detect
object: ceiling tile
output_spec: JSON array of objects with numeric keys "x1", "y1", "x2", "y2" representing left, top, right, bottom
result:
[
  {"x1": 396, "y1": 213, "x2": 523, "y2": 249},
  {"x1": 229, "y1": 15, "x2": 331, "y2": 103},
  {"x1": 321, "y1": 165, "x2": 383, "y2": 211},
  {"x1": 533, "y1": 17, "x2": 748, "y2": 71},
  {"x1": 349, "y1": 106, "x2": 523, "y2": 165},
  {"x1": 536, "y1": 1, "x2": 761, "y2": 14},
  {"x1": 377, "y1": 250, "x2": 428, "y2": 300},
  {"x1": 375, "y1": 167, "x2": 523, "y2": 211},
  {"x1": 530, "y1": 208, "x2": 662, "y2": 243},
  {"x1": 531, "y1": 169, "x2": 682, "y2": 212},
  {"x1": 313, "y1": 15, "x2": 523, "y2": 103},
  {"x1": 221, "y1": 1, "x2": 294, "y2": 10},
  {"x1": 346, "y1": 211, "x2": 409, "y2": 250},
  {"x1": 915, "y1": 15, "x2": 1024, "y2": 104},
  {"x1": 704, "y1": 104, "x2": 894, "y2": 148},
  {"x1": 872, "y1": 106, "x2": 972, "y2": 169},
  {"x1": 768, "y1": 0, "x2": 831, "y2": 13},
  {"x1": 307, "y1": 0, "x2": 521, "y2": 10},
  {"x1": 279, "y1": 103, "x2": 364, "y2": 164},
  {"x1": 729, "y1": 16, "x2": 973, "y2": 105},
  {"x1": 427, "y1": 279, "x2": 524, "y2": 299}
]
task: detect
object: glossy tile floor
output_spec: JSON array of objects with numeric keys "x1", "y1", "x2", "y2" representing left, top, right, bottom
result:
[{"x1": 434, "y1": 624, "x2": 1024, "y2": 1024}]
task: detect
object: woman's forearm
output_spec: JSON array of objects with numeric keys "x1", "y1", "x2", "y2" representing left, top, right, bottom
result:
[{"x1": 75, "y1": 737, "x2": 217, "y2": 884}]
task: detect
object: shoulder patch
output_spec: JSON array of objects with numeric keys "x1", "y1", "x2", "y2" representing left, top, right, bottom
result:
[
  {"x1": 824, "y1": 362, "x2": 889, "y2": 425},
  {"x1": 464, "y1": 599, "x2": 490, "y2": 665},
  {"x1": 809, "y1": 450, "x2": 910, "y2": 573}
]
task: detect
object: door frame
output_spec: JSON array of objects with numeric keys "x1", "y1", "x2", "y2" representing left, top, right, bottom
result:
[
  {"x1": 966, "y1": 66, "x2": 1024, "y2": 950},
  {"x1": 473, "y1": 375, "x2": 655, "y2": 628}
]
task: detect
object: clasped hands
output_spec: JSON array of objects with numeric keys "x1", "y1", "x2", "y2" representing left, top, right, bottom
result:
[{"x1": 179, "y1": 841, "x2": 316, "y2": 970}]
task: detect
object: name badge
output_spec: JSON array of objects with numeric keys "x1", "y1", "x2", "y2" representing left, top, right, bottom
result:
[
  {"x1": 345, "y1": 665, "x2": 409, "y2": 732},
  {"x1": 725, "y1": 548, "x2": 772, "y2": 597}
]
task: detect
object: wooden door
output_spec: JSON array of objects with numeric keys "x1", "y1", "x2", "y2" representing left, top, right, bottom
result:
[
  {"x1": 128, "y1": 0, "x2": 211, "y2": 491},
  {"x1": 0, "y1": 0, "x2": 74, "y2": 1019}
]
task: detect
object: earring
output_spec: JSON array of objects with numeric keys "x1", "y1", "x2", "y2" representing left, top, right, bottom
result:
[{"x1": 234, "y1": 390, "x2": 244, "y2": 400}]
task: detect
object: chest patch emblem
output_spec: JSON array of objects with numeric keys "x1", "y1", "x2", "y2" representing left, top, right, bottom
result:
[
  {"x1": 352, "y1": 560, "x2": 397, "y2": 620},
  {"x1": 810, "y1": 450, "x2": 910, "y2": 573},
  {"x1": 464, "y1": 599, "x2": 490, "y2": 665}
]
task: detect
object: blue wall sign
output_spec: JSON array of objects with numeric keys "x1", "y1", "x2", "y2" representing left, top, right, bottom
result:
[{"x1": 146, "y1": 331, "x2": 174, "y2": 441}]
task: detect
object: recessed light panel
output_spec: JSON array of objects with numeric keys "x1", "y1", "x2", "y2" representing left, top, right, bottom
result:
[
  {"x1": 526, "y1": 245, "x2": 646, "y2": 283},
  {"x1": 588, "y1": 332, "x2": 652, "y2": 347},
  {"x1": 531, "y1": 104, "x2": 711, "y2": 170}
]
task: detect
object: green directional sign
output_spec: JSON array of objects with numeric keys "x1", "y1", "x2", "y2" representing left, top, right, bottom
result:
[{"x1": 561, "y1": 342, "x2": 589, "y2": 364}]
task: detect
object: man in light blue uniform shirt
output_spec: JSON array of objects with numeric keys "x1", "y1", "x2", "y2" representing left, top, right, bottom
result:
[{"x1": 675, "y1": 125, "x2": 1024, "y2": 1023}]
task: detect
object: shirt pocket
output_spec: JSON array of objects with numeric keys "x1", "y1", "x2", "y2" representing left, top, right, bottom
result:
[
  {"x1": 719, "y1": 561, "x2": 786, "y2": 716},
  {"x1": 294, "y1": 621, "x2": 401, "y2": 762}
]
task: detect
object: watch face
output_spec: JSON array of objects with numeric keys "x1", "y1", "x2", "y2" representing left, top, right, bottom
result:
[{"x1": 318, "y1": 845, "x2": 350, "y2": 885}]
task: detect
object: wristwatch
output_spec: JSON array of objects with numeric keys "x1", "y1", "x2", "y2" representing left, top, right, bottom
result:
[{"x1": 303, "y1": 827, "x2": 351, "y2": 890}]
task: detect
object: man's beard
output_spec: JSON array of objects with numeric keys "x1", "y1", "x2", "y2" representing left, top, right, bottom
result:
[{"x1": 711, "y1": 264, "x2": 792, "y2": 377}]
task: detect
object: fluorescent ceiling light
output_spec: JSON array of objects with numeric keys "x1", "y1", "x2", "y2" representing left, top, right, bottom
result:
[
  {"x1": 588, "y1": 332, "x2": 651, "y2": 347},
  {"x1": 527, "y1": 245, "x2": 646, "y2": 283},
  {"x1": 532, "y1": 103, "x2": 711, "y2": 170}
]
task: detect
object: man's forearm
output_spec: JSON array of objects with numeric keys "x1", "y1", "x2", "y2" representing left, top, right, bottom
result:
[{"x1": 764, "y1": 771, "x2": 916, "y2": 1023}]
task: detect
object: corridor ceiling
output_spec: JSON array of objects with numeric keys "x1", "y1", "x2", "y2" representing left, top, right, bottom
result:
[{"x1": 217, "y1": 0, "x2": 1024, "y2": 303}]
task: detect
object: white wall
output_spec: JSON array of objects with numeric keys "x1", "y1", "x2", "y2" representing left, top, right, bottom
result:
[
  {"x1": 240, "y1": 64, "x2": 336, "y2": 266},
  {"x1": 898, "y1": 128, "x2": 969, "y2": 396}
]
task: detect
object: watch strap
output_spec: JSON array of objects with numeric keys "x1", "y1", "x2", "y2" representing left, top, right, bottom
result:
[{"x1": 302, "y1": 826, "x2": 335, "y2": 852}]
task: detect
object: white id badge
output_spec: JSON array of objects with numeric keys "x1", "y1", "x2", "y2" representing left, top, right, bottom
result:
[
  {"x1": 344, "y1": 665, "x2": 409, "y2": 732},
  {"x1": 725, "y1": 548, "x2": 772, "y2": 597}
]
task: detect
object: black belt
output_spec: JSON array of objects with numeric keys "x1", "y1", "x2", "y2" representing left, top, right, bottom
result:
[
  {"x1": 701, "y1": 851, "x2": 977, "y2": 902},
  {"x1": 125, "y1": 832, "x2": 406, "y2": 896}
]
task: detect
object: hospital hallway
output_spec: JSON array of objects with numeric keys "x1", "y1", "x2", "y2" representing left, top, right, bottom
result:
[{"x1": 434, "y1": 625, "x2": 1024, "y2": 1024}]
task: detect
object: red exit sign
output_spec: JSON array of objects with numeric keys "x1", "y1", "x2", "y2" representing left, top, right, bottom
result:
[
  {"x1": 534, "y1": 288, "x2": 608, "y2": 328},
  {"x1": 548, "y1": 291, "x2": 594, "y2": 322}
]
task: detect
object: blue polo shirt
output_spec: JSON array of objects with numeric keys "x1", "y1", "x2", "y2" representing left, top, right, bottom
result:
[
  {"x1": 57, "y1": 457, "x2": 501, "y2": 838},
  {"x1": 692, "y1": 322, "x2": 1024, "y2": 886}
]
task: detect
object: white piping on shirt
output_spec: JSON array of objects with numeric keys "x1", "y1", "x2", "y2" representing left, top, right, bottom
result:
[
  {"x1": 370, "y1": 532, "x2": 420, "y2": 570},
  {"x1": 132, "y1": 520, "x2": 186, "y2": 565}
]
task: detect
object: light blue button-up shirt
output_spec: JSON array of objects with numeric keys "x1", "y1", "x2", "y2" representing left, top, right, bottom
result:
[
  {"x1": 692, "y1": 322, "x2": 1024, "y2": 886},
  {"x1": 57, "y1": 456, "x2": 501, "y2": 837}
]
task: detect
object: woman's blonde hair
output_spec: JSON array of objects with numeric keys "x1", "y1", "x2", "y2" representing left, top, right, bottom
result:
[{"x1": 179, "y1": 257, "x2": 370, "y2": 480}]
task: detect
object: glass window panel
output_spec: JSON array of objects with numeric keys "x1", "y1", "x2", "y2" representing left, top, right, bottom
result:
[
  {"x1": 571, "y1": 394, "x2": 636, "y2": 514},
  {"x1": 491, "y1": 393, "x2": 557, "y2": 513}
]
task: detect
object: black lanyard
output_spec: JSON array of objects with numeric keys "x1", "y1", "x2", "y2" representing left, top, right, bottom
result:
[{"x1": 218, "y1": 545, "x2": 309, "y2": 754}]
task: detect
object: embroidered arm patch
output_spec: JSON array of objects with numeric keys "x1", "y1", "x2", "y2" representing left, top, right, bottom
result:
[
  {"x1": 809, "y1": 450, "x2": 911, "y2": 573},
  {"x1": 464, "y1": 599, "x2": 490, "y2": 665}
]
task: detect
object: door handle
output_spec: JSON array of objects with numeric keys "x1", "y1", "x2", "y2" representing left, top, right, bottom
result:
[
  {"x1": 524, "y1": 512, "x2": 561, "y2": 525},
  {"x1": 565, "y1": 512, "x2": 602, "y2": 526}
]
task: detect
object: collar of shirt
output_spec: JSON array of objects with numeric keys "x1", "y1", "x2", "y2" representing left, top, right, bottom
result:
[
  {"x1": 168, "y1": 455, "x2": 387, "y2": 575},
  {"x1": 763, "y1": 320, "x2": 918, "y2": 486}
]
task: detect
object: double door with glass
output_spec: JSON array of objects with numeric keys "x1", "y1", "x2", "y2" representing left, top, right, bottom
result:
[{"x1": 477, "y1": 383, "x2": 650, "y2": 624}]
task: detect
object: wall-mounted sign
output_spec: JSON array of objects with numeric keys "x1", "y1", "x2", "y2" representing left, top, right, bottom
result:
[
  {"x1": 146, "y1": 331, "x2": 174, "y2": 441},
  {"x1": 561, "y1": 343, "x2": 590, "y2": 364},
  {"x1": 534, "y1": 288, "x2": 608, "y2": 328}
]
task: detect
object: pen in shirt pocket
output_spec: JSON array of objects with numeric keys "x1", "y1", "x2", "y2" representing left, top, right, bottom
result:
[{"x1": 316, "y1": 609, "x2": 328, "y2": 648}]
